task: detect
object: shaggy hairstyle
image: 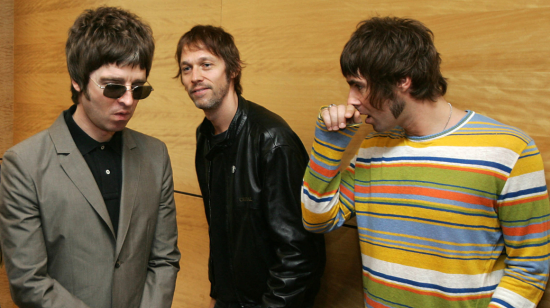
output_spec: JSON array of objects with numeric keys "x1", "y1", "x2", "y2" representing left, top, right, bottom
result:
[
  {"x1": 340, "y1": 17, "x2": 447, "y2": 109},
  {"x1": 174, "y1": 25, "x2": 244, "y2": 95},
  {"x1": 66, "y1": 6, "x2": 155, "y2": 104}
]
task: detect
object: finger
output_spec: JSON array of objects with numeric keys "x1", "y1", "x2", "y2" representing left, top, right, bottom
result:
[
  {"x1": 346, "y1": 105, "x2": 361, "y2": 125},
  {"x1": 344, "y1": 105, "x2": 358, "y2": 123},
  {"x1": 329, "y1": 105, "x2": 340, "y2": 131},
  {"x1": 321, "y1": 108, "x2": 333, "y2": 130},
  {"x1": 352, "y1": 109, "x2": 361, "y2": 124},
  {"x1": 337, "y1": 105, "x2": 348, "y2": 129}
]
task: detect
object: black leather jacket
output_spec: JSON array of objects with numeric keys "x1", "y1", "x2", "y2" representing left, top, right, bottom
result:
[{"x1": 195, "y1": 96, "x2": 325, "y2": 308}]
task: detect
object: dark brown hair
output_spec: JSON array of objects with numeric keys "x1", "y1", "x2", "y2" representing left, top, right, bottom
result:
[
  {"x1": 340, "y1": 17, "x2": 447, "y2": 109},
  {"x1": 66, "y1": 6, "x2": 155, "y2": 104},
  {"x1": 174, "y1": 25, "x2": 243, "y2": 95}
]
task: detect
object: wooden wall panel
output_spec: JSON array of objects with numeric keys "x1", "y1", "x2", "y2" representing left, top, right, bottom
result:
[
  {"x1": 11, "y1": 0, "x2": 550, "y2": 195},
  {"x1": 173, "y1": 194, "x2": 211, "y2": 307},
  {"x1": 0, "y1": 0, "x2": 14, "y2": 303},
  {"x1": 0, "y1": 266, "x2": 15, "y2": 308},
  {"x1": 0, "y1": 0, "x2": 14, "y2": 157},
  {"x1": 2, "y1": 0, "x2": 550, "y2": 307}
]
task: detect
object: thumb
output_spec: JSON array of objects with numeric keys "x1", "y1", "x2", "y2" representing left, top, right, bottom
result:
[{"x1": 353, "y1": 109, "x2": 361, "y2": 124}]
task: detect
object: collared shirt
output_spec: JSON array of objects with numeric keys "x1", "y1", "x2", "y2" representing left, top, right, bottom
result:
[{"x1": 64, "y1": 104, "x2": 122, "y2": 237}]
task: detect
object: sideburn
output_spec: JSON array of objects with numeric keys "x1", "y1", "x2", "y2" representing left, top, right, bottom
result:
[
  {"x1": 390, "y1": 98, "x2": 405, "y2": 119},
  {"x1": 82, "y1": 85, "x2": 91, "y2": 102}
]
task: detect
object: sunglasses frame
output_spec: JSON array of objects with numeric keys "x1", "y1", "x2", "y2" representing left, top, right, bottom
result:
[{"x1": 89, "y1": 78, "x2": 154, "y2": 100}]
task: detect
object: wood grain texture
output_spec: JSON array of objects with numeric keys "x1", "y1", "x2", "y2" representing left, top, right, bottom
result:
[
  {"x1": 172, "y1": 194, "x2": 211, "y2": 307},
  {"x1": 10, "y1": 0, "x2": 550, "y2": 195},
  {"x1": 315, "y1": 225, "x2": 363, "y2": 307},
  {"x1": 0, "y1": 265, "x2": 16, "y2": 308},
  {"x1": 0, "y1": 0, "x2": 14, "y2": 156},
  {"x1": 3, "y1": 0, "x2": 550, "y2": 307}
]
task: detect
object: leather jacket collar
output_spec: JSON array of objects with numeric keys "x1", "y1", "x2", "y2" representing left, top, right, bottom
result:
[{"x1": 200, "y1": 96, "x2": 249, "y2": 161}]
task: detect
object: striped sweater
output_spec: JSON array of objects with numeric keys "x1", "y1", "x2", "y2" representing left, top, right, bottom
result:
[{"x1": 302, "y1": 111, "x2": 550, "y2": 308}]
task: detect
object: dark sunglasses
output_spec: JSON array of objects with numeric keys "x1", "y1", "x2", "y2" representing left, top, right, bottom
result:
[{"x1": 90, "y1": 78, "x2": 154, "y2": 100}]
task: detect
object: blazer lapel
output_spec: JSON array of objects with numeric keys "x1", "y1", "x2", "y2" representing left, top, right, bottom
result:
[
  {"x1": 116, "y1": 129, "x2": 140, "y2": 257},
  {"x1": 48, "y1": 114, "x2": 116, "y2": 237}
]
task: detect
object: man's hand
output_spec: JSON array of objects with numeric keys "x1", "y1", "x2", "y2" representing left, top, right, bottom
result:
[
  {"x1": 320, "y1": 104, "x2": 361, "y2": 131},
  {"x1": 208, "y1": 298, "x2": 216, "y2": 308}
]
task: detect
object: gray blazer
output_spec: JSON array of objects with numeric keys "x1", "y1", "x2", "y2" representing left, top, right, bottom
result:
[{"x1": 0, "y1": 113, "x2": 180, "y2": 308}]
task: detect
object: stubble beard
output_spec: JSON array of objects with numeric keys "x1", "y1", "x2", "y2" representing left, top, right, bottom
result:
[{"x1": 190, "y1": 78, "x2": 231, "y2": 111}]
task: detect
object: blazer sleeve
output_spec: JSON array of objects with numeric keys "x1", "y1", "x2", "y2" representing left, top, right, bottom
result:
[
  {"x1": 139, "y1": 143, "x2": 181, "y2": 308},
  {"x1": 0, "y1": 150, "x2": 90, "y2": 308}
]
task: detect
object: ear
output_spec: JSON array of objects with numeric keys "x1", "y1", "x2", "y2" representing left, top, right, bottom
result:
[
  {"x1": 396, "y1": 77, "x2": 412, "y2": 93},
  {"x1": 71, "y1": 79, "x2": 82, "y2": 92},
  {"x1": 230, "y1": 69, "x2": 239, "y2": 80}
]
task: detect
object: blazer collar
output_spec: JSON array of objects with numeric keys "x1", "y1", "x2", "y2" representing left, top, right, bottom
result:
[
  {"x1": 48, "y1": 112, "x2": 141, "y2": 250},
  {"x1": 49, "y1": 113, "x2": 117, "y2": 237},
  {"x1": 116, "y1": 128, "x2": 140, "y2": 258}
]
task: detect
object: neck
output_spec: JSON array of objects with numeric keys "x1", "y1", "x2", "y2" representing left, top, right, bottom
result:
[
  {"x1": 204, "y1": 90, "x2": 239, "y2": 135},
  {"x1": 401, "y1": 96, "x2": 466, "y2": 137}
]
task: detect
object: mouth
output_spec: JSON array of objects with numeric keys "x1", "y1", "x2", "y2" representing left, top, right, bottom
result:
[
  {"x1": 191, "y1": 86, "x2": 211, "y2": 96},
  {"x1": 364, "y1": 114, "x2": 373, "y2": 124},
  {"x1": 113, "y1": 111, "x2": 131, "y2": 120}
]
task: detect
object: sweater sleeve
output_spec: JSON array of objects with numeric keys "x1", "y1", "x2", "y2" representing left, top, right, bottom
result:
[
  {"x1": 301, "y1": 118, "x2": 361, "y2": 233},
  {"x1": 490, "y1": 139, "x2": 550, "y2": 307}
]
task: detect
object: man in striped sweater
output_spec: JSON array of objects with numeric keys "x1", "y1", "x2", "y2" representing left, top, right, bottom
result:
[{"x1": 301, "y1": 17, "x2": 550, "y2": 307}]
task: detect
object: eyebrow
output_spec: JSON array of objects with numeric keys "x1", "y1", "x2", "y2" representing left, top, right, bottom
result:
[
  {"x1": 98, "y1": 76, "x2": 147, "y2": 84},
  {"x1": 347, "y1": 77, "x2": 367, "y2": 86},
  {"x1": 181, "y1": 56, "x2": 217, "y2": 66}
]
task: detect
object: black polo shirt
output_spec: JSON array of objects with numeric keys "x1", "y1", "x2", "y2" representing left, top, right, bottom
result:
[{"x1": 64, "y1": 105, "x2": 122, "y2": 237}]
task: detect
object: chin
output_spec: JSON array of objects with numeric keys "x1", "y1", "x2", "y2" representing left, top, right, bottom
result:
[
  {"x1": 195, "y1": 100, "x2": 221, "y2": 111},
  {"x1": 372, "y1": 126, "x2": 388, "y2": 133},
  {"x1": 108, "y1": 123, "x2": 129, "y2": 132}
]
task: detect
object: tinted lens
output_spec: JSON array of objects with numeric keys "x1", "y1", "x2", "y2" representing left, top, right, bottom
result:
[
  {"x1": 132, "y1": 86, "x2": 153, "y2": 100},
  {"x1": 103, "y1": 84, "x2": 127, "y2": 99}
]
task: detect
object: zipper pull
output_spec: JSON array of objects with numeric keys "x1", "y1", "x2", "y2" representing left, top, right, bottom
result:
[{"x1": 232, "y1": 165, "x2": 236, "y2": 173}]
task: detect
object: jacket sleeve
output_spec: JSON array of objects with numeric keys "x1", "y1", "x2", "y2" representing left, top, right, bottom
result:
[
  {"x1": 490, "y1": 140, "x2": 550, "y2": 307},
  {"x1": 0, "y1": 150, "x2": 90, "y2": 308},
  {"x1": 139, "y1": 143, "x2": 181, "y2": 308},
  {"x1": 260, "y1": 136, "x2": 324, "y2": 308},
  {"x1": 301, "y1": 118, "x2": 360, "y2": 233}
]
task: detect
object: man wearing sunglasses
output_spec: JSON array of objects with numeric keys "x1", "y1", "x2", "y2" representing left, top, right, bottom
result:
[{"x1": 0, "y1": 7, "x2": 180, "y2": 308}]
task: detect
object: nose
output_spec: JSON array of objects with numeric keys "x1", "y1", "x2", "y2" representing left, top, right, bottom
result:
[
  {"x1": 191, "y1": 67, "x2": 203, "y2": 83},
  {"x1": 347, "y1": 88, "x2": 362, "y2": 107},
  {"x1": 117, "y1": 87, "x2": 135, "y2": 106}
]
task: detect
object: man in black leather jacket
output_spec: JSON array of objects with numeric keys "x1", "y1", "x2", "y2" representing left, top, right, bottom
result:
[{"x1": 175, "y1": 25, "x2": 326, "y2": 308}]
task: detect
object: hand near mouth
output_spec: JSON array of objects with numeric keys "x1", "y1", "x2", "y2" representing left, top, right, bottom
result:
[{"x1": 319, "y1": 104, "x2": 362, "y2": 131}]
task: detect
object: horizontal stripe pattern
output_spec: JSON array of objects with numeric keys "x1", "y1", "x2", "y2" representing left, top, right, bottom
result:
[{"x1": 302, "y1": 111, "x2": 550, "y2": 307}]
